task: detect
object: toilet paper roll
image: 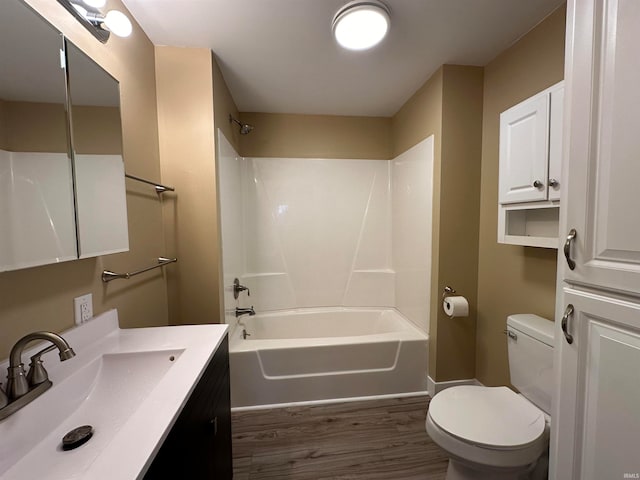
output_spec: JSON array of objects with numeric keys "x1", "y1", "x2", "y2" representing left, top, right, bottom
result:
[{"x1": 443, "y1": 296, "x2": 469, "y2": 318}]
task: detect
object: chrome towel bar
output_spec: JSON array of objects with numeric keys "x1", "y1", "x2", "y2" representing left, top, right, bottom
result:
[
  {"x1": 102, "y1": 257, "x2": 177, "y2": 283},
  {"x1": 125, "y1": 173, "x2": 175, "y2": 193}
]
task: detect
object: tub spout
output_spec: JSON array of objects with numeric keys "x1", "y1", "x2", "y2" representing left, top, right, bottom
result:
[{"x1": 235, "y1": 306, "x2": 255, "y2": 318}]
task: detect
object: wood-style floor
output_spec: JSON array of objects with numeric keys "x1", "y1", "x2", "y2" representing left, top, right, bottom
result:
[{"x1": 231, "y1": 395, "x2": 449, "y2": 479}]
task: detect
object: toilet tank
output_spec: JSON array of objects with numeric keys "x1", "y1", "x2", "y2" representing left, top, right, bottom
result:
[{"x1": 507, "y1": 314, "x2": 554, "y2": 414}]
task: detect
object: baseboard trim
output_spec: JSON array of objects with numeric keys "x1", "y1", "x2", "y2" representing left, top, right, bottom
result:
[
  {"x1": 427, "y1": 376, "x2": 482, "y2": 397},
  {"x1": 231, "y1": 390, "x2": 430, "y2": 412}
]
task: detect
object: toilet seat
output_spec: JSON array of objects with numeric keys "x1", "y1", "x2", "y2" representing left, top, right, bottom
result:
[
  {"x1": 428, "y1": 385, "x2": 546, "y2": 449},
  {"x1": 426, "y1": 386, "x2": 549, "y2": 469}
]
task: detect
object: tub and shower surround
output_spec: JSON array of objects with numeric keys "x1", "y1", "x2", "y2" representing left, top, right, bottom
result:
[
  {"x1": 217, "y1": 131, "x2": 434, "y2": 406},
  {"x1": 218, "y1": 131, "x2": 434, "y2": 333}
]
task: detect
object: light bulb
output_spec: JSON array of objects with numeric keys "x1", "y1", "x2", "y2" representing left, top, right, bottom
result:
[
  {"x1": 333, "y1": 2, "x2": 390, "y2": 51},
  {"x1": 82, "y1": 0, "x2": 106, "y2": 7},
  {"x1": 103, "y1": 10, "x2": 132, "y2": 38}
]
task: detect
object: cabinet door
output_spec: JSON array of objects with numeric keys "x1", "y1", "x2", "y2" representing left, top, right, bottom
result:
[
  {"x1": 551, "y1": 287, "x2": 640, "y2": 480},
  {"x1": 499, "y1": 93, "x2": 549, "y2": 204},
  {"x1": 547, "y1": 85, "x2": 563, "y2": 202},
  {"x1": 561, "y1": 0, "x2": 640, "y2": 296},
  {"x1": 144, "y1": 336, "x2": 232, "y2": 479}
]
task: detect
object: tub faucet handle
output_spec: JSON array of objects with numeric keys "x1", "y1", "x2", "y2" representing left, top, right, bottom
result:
[{"x1": 233, "y1": 278, "x2": 250, "y2": 299}]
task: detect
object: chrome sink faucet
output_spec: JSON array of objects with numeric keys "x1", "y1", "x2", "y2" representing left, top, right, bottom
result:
[{"x1": 0, "y1": 331, "x2": 76, "y2": 421}]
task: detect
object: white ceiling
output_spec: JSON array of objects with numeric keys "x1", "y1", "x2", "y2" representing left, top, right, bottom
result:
[{"x1": 122, "y1": 0, "x2": 564, "y2": 117}]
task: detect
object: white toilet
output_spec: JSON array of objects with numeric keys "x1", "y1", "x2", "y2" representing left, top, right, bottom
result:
[{"x1": 426, "y1": 314, "x2": 554, "y2": 480}]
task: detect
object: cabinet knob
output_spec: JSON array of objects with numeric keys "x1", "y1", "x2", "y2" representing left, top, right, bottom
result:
[
  {"x1": 533, "y1": 180, "x2": 544, "y2": 189},
  {"x1": 548, "y1": 178, "x2": 559, "y2": 188}
]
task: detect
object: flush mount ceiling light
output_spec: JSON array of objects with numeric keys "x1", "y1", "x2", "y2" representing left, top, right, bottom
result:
[
  {"x1": 332, "y1": 0, "x2": 390, "y2": 51},
  {"x1": 57, "y1": 0, "x2": 133, "y2": 43}
]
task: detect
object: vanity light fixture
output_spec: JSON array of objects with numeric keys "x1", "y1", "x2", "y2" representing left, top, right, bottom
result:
[
  {"x1": 332, "y1": 0, "x2": 390, "y2": 51},
  {"x1": 57, "y1": 0, "x2": 133, "y2": 43}
]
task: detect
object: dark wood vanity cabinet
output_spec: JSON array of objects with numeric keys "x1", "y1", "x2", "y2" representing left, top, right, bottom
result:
[{"x1": 144, "y1": 336, "x2": 232, "y2": 479}]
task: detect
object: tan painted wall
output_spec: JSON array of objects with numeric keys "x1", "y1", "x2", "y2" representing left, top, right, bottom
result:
[
  {"x1": 1, "y1": 101, "x2": 121, "y2": 154},
  {"x1": 391, "y1": 66, "x2": 484, "y2": 382},
  {"x1": 3, "y1": 101, "x2": 67, "y2": 152},
  {"x1": 156, "y1": 47, "x2": 218, "y2": 325},
  {"x1": 476, "y1": 6, "x2": 566, "y2": 386},
  {"x1": 239, "y1": 112, "x2": 392, "y2": 159},
  {"x1": 435, "y1": 65, "x2": 484, "y2": 381},
  {"x1": 73, "y1": 105, "x2": 123, "y2": 154},
  {"x1": 212, "y1": 55, "x2": 240, "y2": 153},
  {"x1": 155, "y1": 48, "x2": 239, "y2": 326},
  {"x1": 391, "y1": 68, "x2": 443, "y2": 159},
  {"x1": 0, "y1": 0, "x2": 166, "y2": 361}
]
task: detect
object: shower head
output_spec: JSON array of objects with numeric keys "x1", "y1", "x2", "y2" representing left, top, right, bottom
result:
[
  {"x1": 229, "y1": 115, "x2": 254, "y2": 135},
  {"x1": 240, "y1": 123, "x2": 254, "y2": 135}
]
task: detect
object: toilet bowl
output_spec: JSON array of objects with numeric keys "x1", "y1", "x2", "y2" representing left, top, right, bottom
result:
[
  {"x1": 426, "y1": 386, "x2": 549, "y2": 479},
  {"x1": 426, "y1": 314, "x2": 554, "y2": 480}
]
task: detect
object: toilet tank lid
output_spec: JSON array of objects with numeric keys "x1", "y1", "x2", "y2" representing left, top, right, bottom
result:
[{"x1": 507, "y1": 314, "x2": 554, "y2": 346}]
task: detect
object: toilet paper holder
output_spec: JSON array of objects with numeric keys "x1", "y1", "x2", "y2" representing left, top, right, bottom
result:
[
  {"x1": 442, "y1": 285, "x2": 469, "y2": 317},
  {"x1": 442, "y1": 285, "x2": 458, "y2": 301}
]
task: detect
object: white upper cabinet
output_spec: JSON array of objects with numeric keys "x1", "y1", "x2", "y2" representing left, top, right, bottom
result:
[
  {"x1": 497, "y1": 82, "x2": 564, "y2": 248},
  {"x1": 499, "y1": 92, "x2": 550, "y2": 204},
  {"x1": 560, "y1": 0, "x2": 640, "y2": 296},
  {"x1": 499, "y1": 82, "x2": 564, "y2": 205}
]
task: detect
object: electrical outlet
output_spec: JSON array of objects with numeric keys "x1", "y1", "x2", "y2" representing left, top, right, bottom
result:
[{"x1": 74, "y1": 294, "x2": 93, "y2": 325}]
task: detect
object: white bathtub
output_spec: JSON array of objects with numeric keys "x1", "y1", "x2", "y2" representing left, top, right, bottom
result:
[{"x1": 229, "y1": 307, "x2": 428, "y2": 408}]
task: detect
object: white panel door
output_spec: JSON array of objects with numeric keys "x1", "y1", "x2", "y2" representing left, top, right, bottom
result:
[
  {"x1": 552, "y1": 287, "x2": 640, "y2": 480},
  {"x1": 499, "y1": 93, "x2": 549, "y2": 204},
  {"x1": 561, "y1": 0, "x2": 640, "y2": 296}
]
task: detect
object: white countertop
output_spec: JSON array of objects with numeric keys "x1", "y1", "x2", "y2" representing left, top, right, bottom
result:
[{"x1": 0, "y1": 310, "x2": 228, "y2": 479}]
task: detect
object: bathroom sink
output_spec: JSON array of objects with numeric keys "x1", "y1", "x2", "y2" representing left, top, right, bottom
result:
[{"x1": 0, "y1": 310, "x2": 228, "y2": 480}]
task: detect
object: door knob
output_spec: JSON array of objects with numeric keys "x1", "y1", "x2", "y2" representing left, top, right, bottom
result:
[
  {"x1": 548, "y1": 178, "x2": 559, "y2": 188},
  {"x1": 533, "y1": 180, "x2": 544, "y2": 189}
]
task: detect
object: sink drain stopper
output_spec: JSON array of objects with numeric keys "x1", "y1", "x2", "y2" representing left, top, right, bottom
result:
[{"x1": 62, "y1": 425, "x2": 93, "y2": 451}]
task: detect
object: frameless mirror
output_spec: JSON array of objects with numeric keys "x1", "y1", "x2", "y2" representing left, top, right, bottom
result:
[
  {"x1": 65, "y1": 41, "x2": 129, "y2": 258},
  {"x1": 0, "y1": 0, "x2": 130, "y2": 272},
  {"x1": 0, "y1": 0, "x2": 77, "y2": 271}
]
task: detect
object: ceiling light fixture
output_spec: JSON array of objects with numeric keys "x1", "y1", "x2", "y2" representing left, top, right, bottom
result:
[
  {"x1": 57, "y1": 0, "x2": 133, "y2": 43},
  {"x1": 332, "y1": 0, "x2": 390, "y2": 51}
]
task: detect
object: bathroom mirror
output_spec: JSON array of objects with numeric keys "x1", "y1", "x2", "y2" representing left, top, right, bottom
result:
[
  {"x1": 0, "y1": 0, "x2": 129, "y2": 272},
  {"x1": 65, "y1": 40, "x2": 129, "y2": 258},
  {"x1": 0, "y1": 0, "x2": 77, "y2": 271}
]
